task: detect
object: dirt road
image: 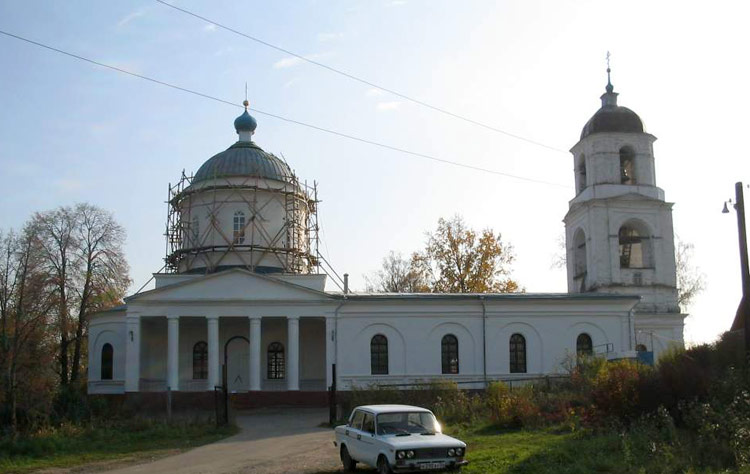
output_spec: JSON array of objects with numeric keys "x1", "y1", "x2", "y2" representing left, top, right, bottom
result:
[{"x1": 102, "y1": 408, "x2": 343, "y2": 474}]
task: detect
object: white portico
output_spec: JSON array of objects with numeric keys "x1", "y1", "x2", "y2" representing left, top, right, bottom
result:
[{"x1": 109, "y1": 270, "x2": 337, "y2": 394}]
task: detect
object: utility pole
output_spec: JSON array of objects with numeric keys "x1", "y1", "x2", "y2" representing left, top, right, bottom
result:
[{"x1": 726, "y1": 182, "x2": 750, "y2": 368}]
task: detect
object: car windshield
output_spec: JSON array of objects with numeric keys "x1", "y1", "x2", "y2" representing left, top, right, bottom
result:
[{"x1": 376, "y1": 411, "x2": 441, "y2": 435}]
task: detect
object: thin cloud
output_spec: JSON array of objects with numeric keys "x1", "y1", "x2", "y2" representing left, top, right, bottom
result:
[
  {"x1": 377, "y1": 101, "x2": 402, "y2": 111},
  {"x1": 203, "y1": 23, "x2": 217, "y2": 32},
  {"x1": 366, "y1": 88, "x2": 385, "y2": 97},
  {"x1": 388, "y1": 0, "x2": 407, "y2": 6},
  {"x1": 273, "y1": 56, "x2": 304, "y2": 69},
  {"x1": 317, "y1": 32, "x2": 343, "y2": 42},
  {"x1": 273, "y1": 52, "x2": 332, "y2": 69},
  {"x1": 117, "y1": 7, "x2": 148, "y2": 28}
]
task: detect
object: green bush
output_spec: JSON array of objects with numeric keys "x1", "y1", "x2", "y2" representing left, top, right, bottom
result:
[
  {"x1": 589, "y1": 359, "x2": 649, "y2": 423},
  {"x1": 485, "y1": 382, "x2": 542, "y2": 428}
]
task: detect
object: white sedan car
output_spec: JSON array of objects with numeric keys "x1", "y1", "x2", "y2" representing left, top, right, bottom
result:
[{"x1": 334, "y1": 404, "x2": 468, "y2": 473}]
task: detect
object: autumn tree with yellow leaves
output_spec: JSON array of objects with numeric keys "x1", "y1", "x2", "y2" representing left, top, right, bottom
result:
[{"x1": 367, "y1": 215, "x2": 520, "y2": 293}]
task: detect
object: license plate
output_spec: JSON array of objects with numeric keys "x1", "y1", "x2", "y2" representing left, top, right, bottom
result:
[{"x1": 420, "y1": 462, "x2": 446, "y2": 470}]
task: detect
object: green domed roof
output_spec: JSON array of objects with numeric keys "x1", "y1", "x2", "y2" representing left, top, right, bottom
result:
[{"x1": 193, "y1": 141, "x2": 294, "y2": 183}]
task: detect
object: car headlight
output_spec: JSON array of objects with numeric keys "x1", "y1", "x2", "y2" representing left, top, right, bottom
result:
[
  {"x1": 406, "y1": 450, "x2": 415, "y2": 459},
  {"x1": 397, "y1": 451, "x2": 405, "y2": 459},
  {"x1": 456, "y1": 447, "x2": 464, "y2": 456},
  {"x1": 448, "y1": 448, "x2": 455, "y2": 456}
]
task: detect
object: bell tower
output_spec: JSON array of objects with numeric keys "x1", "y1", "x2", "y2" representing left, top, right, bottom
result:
[{"x1": 563, "y1": 65, "x2": 684, "y2": 358}]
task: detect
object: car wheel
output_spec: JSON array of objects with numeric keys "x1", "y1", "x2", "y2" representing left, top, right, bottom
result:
[
  {"x1": 377, "y1": 455, "x2": 393, "y2": 474},
  {"x1": 340, "y1": 445, "x2": 356, "y2": 471}
]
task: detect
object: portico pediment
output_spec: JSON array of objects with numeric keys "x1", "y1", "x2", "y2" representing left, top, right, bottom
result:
[{"x1": 126, "y1": 269, "x2": 333, "y2": 303}]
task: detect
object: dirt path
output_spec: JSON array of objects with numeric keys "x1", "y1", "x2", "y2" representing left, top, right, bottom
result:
[{"x1": 99, "y1": 408, "x2": 343, "y2": 474}]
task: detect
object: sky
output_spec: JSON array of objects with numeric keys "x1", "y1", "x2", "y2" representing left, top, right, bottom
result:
[{"x1": 1, "y1": 0, "x2": 749, "y2": 346}]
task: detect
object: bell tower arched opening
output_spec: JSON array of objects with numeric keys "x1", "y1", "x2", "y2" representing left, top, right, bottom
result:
[
  {"x1": 620, "y1": 146, "x2": 636, "y2": 185},
  {"x1": 573, "y1": 228, "x2": 587, "y2": 291},
  {"x1": 618, "y1": 220, "x2": 653, "y2": 269}
]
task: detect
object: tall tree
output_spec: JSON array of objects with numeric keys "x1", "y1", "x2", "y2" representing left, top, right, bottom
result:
[
  {"x1": 365, "y1": 251, "x2": 430, "y2": 293},
  {"x1": 0, "y1": 228, "x2": 56, "y2": 433},
  {"x1": 69, "y1": 203, "x2": 130, "y2": 383},
  {"x1": 32, "y1": 207, "x2": 77, "y2": 386},
  {"x1": 424, "y1": 216, "x2": 519, "y2": 293},
  {"x1": 367, "y1": 216, "x2": 520, "y2": 293},
  {"x1": 31, "y1": 204, "x2": 130, "y2": 387}
]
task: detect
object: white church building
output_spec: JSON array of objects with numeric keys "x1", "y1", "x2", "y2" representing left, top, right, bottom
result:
[{"x1": 87, "y1": 75, "x2": 685, "y2": 400}]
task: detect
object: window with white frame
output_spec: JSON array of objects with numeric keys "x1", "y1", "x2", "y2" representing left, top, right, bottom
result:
[{"x1": 233, "y1": 211, "x2": 246, "y2": 244}]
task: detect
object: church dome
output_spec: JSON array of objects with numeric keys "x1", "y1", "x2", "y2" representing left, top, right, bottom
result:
[
  {"x1": 580, "y1": 74, "x2": 644, "y2": 140},
  {"x1": 193, "y1": 141, "x2": 294, "y2": 183},
  {"x1": 234, "y1": 109, "x2": 257, "y2": 132},
  {"x1": 192, "y1": 106, "x2": 294, "y2": 184},
  {"x1": 580, "y1": 105, "x2": 644, "y2": 140}
]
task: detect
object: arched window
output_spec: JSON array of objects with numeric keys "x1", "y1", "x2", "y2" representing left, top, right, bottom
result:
[
  {"x1": 577, "y1": 333, "x2": 593, "y2": 356},
  {"x1": 101, "y1": 343, "x2": 113, "y2": 380},
  {"x1": 192, "y1": 341, "x2": 208, "y2": 380},
  {"x1": 509, "y1": 334, "x2": 527, "y2": 373},
  {"x1": 267, "y1": 342, "x2": 285, "y2": 379},
  {"x1": 233, "y1": 211, "x2": 246, "y2": 244},
  {"x1": 620, "y1": 147, "x2": 636, "y2": 185},
  {"x1": 636, "y1": 344, "x2": 648, "y2": 352},
  {"x1": 370, "y1": 335, "x2": 388, "y2": 375},
  {"x1": 577, "y1": 154, "x2": 587, "y2": 194},
  {"x1": 618, "y1": 222, "x2": 652, "y2": 268},
  {"x1": 441, "y1": 335, "x2": 459, "y2": 374}
]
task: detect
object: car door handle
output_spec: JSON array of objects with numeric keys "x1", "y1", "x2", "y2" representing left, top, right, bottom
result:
[{"x1": 357, "y1": 434, "x2": 361, "y2": 440}]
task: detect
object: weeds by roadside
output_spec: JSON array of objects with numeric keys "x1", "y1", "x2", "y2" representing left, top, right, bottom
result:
[{"x1": 0, "y1": 418, "x2": 237, "y2": 473}]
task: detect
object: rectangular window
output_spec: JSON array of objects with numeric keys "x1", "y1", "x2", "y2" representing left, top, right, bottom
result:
[{"x1": 233, "y1": 212, "x2": 246, "y2": 244}]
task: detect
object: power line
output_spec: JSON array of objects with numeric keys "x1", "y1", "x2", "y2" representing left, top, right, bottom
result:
[
  {"x1": 0, "y1": 29, "x2": 570, "y2": 188},
  {"x1": 154, "y1": 0, "x2": 567, "y2": 154}
]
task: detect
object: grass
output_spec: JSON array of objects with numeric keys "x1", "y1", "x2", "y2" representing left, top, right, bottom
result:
[
  {"x1": 452, "y1": 424, "x2": 750, "y2": 474},
  {"x1": 0, "y1": 419, "x2": 238, "y2": 473},
  {"x1": 315, "y1": 424, "x2": 750, "y2": 474}
]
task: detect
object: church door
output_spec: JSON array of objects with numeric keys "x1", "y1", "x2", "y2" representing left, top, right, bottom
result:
[{"x1": 226, "y1": 337, "x2": 249, "y2": 392}]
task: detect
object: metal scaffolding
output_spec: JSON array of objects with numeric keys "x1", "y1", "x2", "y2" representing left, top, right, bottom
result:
[{"x1": 164, "y1": 165, "x2": 320, "y2": 275}]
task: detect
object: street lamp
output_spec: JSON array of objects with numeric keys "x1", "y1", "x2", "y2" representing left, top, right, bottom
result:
[{"x1": 723, "y1": 181, "x2": 750, "y2": 368}]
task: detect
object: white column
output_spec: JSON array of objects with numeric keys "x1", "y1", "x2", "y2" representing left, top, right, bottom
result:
[
  {"x1": 249, "y1": 317, "x2": 262, "y2": 391},
  {"x1": 207, "y1": 315, "x2": 220, "y2": 390},
  {"x1": 125, "y1": 313, "x2": 141, "y2": 392},
  {"x1": 325, "y1": 316, "x2": 335, "y2": 389},
  {"x1": 167, "y1": 315, "x2": 180, "y2": 391},
  {"x1": 287, "y1": 316, "x2": 300, "y2": 391}
]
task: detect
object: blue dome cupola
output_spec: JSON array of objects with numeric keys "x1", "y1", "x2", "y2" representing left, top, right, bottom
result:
[{"x1": 234, "y1": 100, "x2": 257, "y2": 141}]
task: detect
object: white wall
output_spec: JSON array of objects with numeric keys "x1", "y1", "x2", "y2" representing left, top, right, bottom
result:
[
  {"x1": 88, "y1": 312, "x2": 127, "y2": 394},
  {"x1": 335, "y1": 299, "x2": 634, "y2": 389}
]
